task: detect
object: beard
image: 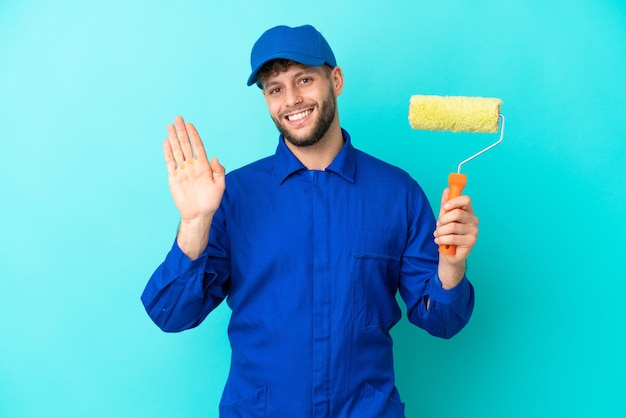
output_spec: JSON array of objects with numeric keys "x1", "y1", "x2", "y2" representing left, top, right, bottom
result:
[{"x1": 272, "y1": 94, "x2": 337, "y2": 148}]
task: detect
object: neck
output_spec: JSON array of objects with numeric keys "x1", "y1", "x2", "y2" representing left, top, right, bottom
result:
[{"x1": 285, "y1": 120, "x2": 344, "y2": 170}]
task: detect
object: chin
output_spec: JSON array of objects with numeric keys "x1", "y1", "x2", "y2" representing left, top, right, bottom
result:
[{"x1": 283, "y1": 132, "x2": 322, "y2": 148}]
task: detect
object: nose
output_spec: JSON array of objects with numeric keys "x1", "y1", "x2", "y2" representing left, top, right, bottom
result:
[{"x1": 284, "y1": 87, "x2": 303, "y2": 106}]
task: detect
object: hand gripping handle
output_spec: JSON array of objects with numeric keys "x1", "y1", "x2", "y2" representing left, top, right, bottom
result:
[{"x1": 439, "y1": 172, "x2": 467, "y2": 255}]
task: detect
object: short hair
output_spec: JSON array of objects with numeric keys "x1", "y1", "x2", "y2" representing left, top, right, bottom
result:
[{"x1": 256, "y1": 59, "x2": 332, "y2": 89}]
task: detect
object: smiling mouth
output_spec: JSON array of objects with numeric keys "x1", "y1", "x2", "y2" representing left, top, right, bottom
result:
[{"x1": 285, "y1": 109, "x2": 313, "y2": 122}]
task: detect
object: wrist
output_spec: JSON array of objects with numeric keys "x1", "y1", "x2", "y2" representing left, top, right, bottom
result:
[
  {"x1": 438, "y1": 258, "x2": 466, "y2": 290},
  {"x1": 179, "y1": 215, "x2": 213, "y2": 231},
  {"x1": 176, "y1": 215, "x2": 213, "y2": 260}
]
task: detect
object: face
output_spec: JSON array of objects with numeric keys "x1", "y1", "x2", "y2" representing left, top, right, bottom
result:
[{"x1": 261, "y1": 64, "x2": 342, "y2": 148}]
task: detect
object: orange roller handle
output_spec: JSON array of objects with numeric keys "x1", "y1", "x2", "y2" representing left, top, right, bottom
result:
[{"x1": 439, "y1": 172, "x2": 467, "y2": 255}]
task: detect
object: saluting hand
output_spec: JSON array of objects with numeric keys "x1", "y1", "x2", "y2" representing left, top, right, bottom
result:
[
  {"x1": 163, "y1": 116, "x2": 225, "y2": 259},
  {"x1": 163, "y1": 116, "x2": 226, "y2": 222}
]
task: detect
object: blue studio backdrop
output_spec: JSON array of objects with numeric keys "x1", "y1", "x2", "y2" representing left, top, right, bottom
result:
[{"x1": 1, "y1": 1, "x2": 625, "y2": 417}]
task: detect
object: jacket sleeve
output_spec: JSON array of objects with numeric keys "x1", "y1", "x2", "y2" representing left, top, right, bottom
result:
[
  {"x1": 141, "y1": 206, "x2": 231, "y2": 333},
  {"x1": 397, "y1": 185, "x2": 475, "y2": 339}
]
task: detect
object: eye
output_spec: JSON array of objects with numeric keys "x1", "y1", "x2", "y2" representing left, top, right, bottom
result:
[
  {"x1": 266, "y1": 86, "x2": 282, "y2": 95},
  {"x1": 298, "y1": 77, "x2": 312, "y2": 86}
]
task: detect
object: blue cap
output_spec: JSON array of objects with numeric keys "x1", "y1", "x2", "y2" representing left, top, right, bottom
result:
[{"x1": 247, "y1": 24, "x2": 337, "y2": 87}]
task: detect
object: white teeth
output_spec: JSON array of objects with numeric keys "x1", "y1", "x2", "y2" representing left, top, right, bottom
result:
[{"x1": 287, "y1": 110, "x2": 312, "y2": 121}]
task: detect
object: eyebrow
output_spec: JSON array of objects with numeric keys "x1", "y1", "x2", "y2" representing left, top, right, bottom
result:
[
  {"x1": 292, "y1": 68, "x2": 317, "y2": 79},
  {"x1": 264, "y1": 68, "x2": 318, "y2": 89}
]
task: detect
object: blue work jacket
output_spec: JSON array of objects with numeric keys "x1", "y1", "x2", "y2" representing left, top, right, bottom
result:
[{"x1": 142, "y1": 129, "x2": 474, "y2": 417}]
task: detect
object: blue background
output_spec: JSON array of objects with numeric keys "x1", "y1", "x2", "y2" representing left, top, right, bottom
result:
[{"x1": 1, "y1": 0, "x2": 625, "y2": 417}]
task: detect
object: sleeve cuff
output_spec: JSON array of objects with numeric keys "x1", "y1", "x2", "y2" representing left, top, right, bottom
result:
[
  {"x1": 428, "y1": 274, "x2": 471, "y2": 306},
  {"x1": 167, "y1": 239, "x2": 209, "y2": 273}
]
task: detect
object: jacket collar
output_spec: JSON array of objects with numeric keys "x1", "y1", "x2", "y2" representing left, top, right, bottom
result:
[{"x1": 274, "y1": 128, "x2": 356, "y2": 184}]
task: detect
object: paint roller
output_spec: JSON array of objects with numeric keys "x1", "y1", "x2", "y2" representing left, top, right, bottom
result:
[{"x1": 408, "y1": 95, "x2": 505, "y2": 255}]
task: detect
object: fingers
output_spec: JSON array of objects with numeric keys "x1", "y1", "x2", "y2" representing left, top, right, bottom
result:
[
  {"x1": 166, "y1": 116, "x2": 207, "y2": 167},
  {"x1": 163, "y1": 139, "x2": 177, "y2": 176},
  {"x1": 438, "y1": 188, "x2": 450, "y2": 220},
  {"x1": 209, "y1": 157, "x2": 226, "y2": 178},
  {"x1": 434, "y1": 218, "x2": 479, "y2": 247},
  {"x1": 186, "y1": 122, "x2": 209, "y2": 163},
  {"x1": 438, "y1": 187, "x2": 473, "y2": 223},
  {"x1": 435, "y1": 190, "x2": 479, "y2": 251},
  {"x1": 166, "y1": 117, "x2": 185, "y2": 168},
  {"x1": 436, "y1": 204, "x2": 479, "y2": 237},
  {"x1": 440, "y1": 188, "x2": 451, "y2": 208},
  {"x1": 174, "y1": 116, "x2": 194, "y2": 163},
  {"x1": 439, "y1": 188, "x2": 472, "y2": 214},
  {"x1": 164, "y1": 116, "x2": 211, "y2": 170}
]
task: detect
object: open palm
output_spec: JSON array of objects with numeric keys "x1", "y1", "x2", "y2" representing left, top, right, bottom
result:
[{"x1": 163, "y1": 116, "x2": 225, "y2": 222}]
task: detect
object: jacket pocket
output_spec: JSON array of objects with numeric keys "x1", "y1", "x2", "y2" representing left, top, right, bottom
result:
[
  {"x1": 218, "y1": 386, "x2": 267, "y2": 418},
  {"x1": 352, "y1": 229, "x2": 406, "y2": 329},
  {"x1": 355, "y1": 383, "x2": 406, "y2": 418}
]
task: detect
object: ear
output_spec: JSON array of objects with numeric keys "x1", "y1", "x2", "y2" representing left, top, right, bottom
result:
[{"x1": 330, "y1": 66, "x2": 344, "y2": 96}]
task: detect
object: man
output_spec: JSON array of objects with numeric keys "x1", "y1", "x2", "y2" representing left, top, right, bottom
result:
[{"x1": 142, "y1": 24, "x2": 477, "y2": 417}]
